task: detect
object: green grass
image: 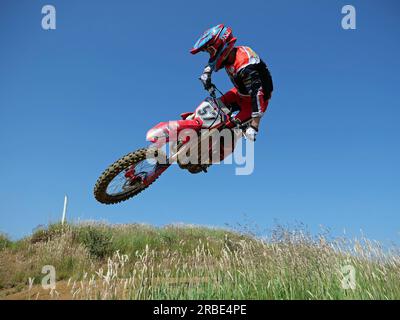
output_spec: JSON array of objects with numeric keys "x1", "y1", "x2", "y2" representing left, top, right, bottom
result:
[
  {"x1": 0, "y1": 233, "x2": 11, "y2": 251},
  {"x1": 0, "y1": 222, "x2": 399, "y2": 299}
]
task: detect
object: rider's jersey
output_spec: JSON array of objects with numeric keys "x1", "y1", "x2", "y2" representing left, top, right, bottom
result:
[
  {"x1": 224, "y1": 46, "x2": 273, "y2": 117},
  {"x1": 225, "y1": 46, "x2": 260, "y2": 80}
]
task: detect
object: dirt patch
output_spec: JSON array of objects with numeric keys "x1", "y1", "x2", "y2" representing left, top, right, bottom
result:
[
  {"x1": 0, "y1": 277, "x2": 208, "y2": 300},
  {"x1": 1, "y1": 281, "x2": 73, "y2": 300}
]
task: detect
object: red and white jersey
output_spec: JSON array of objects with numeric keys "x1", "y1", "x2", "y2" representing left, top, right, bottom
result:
[
  {"x1": 221, "y1": 46, "x2": 274, "y2": 118},
  {"x1": 224, "y1": 46, "x2": 261, "y2": 79}
]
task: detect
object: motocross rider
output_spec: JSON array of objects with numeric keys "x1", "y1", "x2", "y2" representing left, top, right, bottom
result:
[{"x1": 190, "y1": 24, "x2": 274, "y2": 142}]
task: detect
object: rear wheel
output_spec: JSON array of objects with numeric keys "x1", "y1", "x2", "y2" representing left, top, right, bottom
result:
[{"x1": 94, "y1": 147, "x2": 168, "y2": 204}]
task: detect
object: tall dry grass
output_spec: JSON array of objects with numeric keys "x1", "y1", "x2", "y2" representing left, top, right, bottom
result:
[{"x1": 0, "y1": 223, "x2": 399, "y2": 299}]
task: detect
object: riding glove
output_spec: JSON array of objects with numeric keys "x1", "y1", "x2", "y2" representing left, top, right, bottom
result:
[
  {"x1": 200, "y1": 65, "x2": 213, "y2": 91},
  {"x1": 245, "y1": 126, "x2": 258, "y2": 141}
]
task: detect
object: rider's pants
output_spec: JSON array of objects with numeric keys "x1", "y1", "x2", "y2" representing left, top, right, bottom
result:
[{"x1": 220, "y1": 87, "x2": 270, "y2": 123}]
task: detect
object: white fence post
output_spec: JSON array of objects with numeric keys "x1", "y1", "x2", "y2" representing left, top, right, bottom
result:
[{"x1": 61, "y1": 195, "x2": 68, "y2": 225}]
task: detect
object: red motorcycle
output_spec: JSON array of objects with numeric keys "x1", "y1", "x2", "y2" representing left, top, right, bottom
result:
[{"x1": 94, "y1": 85, "x2": 251, "y2": 204}]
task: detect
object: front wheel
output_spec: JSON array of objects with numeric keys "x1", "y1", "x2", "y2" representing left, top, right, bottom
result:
[{"x1": 94, "y1": 147, "x2": 169, "y2": 204}]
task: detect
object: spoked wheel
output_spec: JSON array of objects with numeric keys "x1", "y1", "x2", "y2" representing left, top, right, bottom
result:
[{"x1": 94, "y1": 147, "x2": 169, "y2": 204}]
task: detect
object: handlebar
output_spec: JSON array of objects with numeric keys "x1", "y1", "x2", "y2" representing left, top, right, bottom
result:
[
  {"x1": 199, "y1": 80, "x2": 245, "y2": 129},
  {"x1": 206, "y1": 84, "x2": 217, "y2": 98},
  {"x1": 208, "y1": 87, "x2": 217, "y2": 98}
]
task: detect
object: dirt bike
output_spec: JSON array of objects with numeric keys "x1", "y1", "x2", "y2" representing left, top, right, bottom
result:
[{"x1": 93, "y1": 84, "x2": 252, "y2": 205}]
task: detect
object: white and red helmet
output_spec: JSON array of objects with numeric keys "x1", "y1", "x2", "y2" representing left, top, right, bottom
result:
[{"x1": 191, "y1": 24, "x2": 237, "y2": 71}]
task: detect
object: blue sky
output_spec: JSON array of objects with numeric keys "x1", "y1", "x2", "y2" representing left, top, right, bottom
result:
[{"x1": 0, "y1": 0, "x2": 399, "y2": 242}]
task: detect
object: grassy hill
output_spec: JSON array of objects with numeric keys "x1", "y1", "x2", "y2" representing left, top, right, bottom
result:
[{"x1": 0, "y1": 222, "x2": 399, "y2": 300}]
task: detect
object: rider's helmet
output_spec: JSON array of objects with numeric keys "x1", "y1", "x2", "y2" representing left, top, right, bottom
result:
[{"x1": 190, "y1": 24, "x2": 237, "y2": 71}]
